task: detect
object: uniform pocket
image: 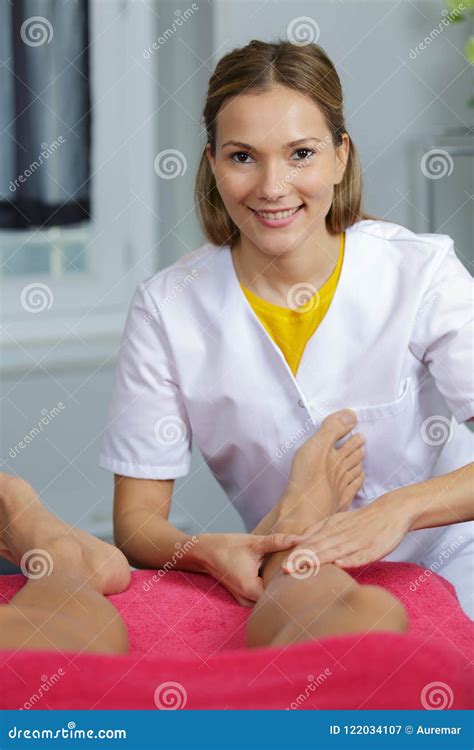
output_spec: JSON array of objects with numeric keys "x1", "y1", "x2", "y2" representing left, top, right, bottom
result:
[{"x1": 351, "y1": 378, "x2": 423, "y2": 501}]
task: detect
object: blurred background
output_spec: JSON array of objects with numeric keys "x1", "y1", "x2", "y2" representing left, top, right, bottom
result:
[{"x1": 1, "y1": 0, "x2": 473, "y2": 562}]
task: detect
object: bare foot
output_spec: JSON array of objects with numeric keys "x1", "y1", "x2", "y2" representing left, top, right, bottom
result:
[
  {"x1": 0, "y1": 474, "x2": 131, "y2": 595},
  {"x1": 278, "y1": 410, "x2": 366, "y2": 529}
]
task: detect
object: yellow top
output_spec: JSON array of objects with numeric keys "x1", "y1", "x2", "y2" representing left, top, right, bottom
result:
[{"x1": 241, "y1": 232, "x2": 345, "y2": 376}]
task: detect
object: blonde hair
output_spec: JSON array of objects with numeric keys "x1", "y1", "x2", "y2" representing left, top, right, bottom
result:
[{"x1": 195, "y1": 39, "x2": 378, "y2": 247}]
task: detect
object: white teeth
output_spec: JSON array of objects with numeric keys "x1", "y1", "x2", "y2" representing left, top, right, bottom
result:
[{"x1": 256, "y1": 206, "x2": 301, "y2": 220}]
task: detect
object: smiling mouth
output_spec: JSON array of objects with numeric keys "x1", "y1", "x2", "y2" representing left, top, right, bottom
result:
[{"x1": 250, "y1": 205, "x2": 304, "y2": 219}]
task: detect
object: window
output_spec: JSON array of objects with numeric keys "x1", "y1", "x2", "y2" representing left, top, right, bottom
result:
[{"x1": 1, "y1": 0, "x2": 159, "y2": 371}]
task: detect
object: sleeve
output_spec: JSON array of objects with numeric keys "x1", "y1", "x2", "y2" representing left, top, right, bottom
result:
[
  {"x1": 99, "y1": 281, "x2": 192, "y2": 478},
  {"x1": 409, "y1": 237, "x2": 474, "y2": 424}
]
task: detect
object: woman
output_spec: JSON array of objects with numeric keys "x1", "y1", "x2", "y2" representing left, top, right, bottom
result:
[{"x1": 100, "y1": 39, "x2": 473, "y2": 622}]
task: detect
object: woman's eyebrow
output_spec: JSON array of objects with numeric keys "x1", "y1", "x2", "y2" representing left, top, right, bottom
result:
[{"x1": 221, "y1": 137, "x2": 323, "y2": 150}]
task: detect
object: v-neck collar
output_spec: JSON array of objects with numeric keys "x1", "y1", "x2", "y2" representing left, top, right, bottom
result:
[
  {"x1": 223, "y1": 221, "x2": 360, "y2": 416},
  {"x1": 240, "y1": 232, "x2": 344, "y2": 317}
]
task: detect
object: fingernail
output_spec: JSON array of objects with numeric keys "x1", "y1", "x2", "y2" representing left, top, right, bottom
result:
[{"x1": 341, "y1": 411, "x2": 356, "y2": 425}]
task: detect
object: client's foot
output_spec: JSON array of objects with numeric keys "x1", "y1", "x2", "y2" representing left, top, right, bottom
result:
[
  {"x1": 0, "y1": 474, "x2": 131, "y2": 595},
  {"x1": 282, "y1": 410, "x2": 366, "y2": 525}
]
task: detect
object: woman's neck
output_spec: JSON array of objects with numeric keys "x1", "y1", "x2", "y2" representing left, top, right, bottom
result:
[{"x1": 231, "y1": 227, "x2": 342, "y2": 304}]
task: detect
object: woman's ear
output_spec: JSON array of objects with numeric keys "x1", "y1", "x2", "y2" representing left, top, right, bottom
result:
[{"x1": 334, "y1": 133, "x2": 350, "y2": 185}]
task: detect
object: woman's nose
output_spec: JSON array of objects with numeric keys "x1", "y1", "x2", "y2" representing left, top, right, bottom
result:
[{"x1": 255, "y1": 161, "x2": 291, "y2": 201}]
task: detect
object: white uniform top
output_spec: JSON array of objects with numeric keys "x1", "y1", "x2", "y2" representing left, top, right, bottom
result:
[{"x1": 100, "y1": 219, "x2": 474, "y2": 612}]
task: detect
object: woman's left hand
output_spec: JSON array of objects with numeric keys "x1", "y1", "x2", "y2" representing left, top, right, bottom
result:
[{"x1": 281, "y1": 493, "x2": 412, "y2": 571}]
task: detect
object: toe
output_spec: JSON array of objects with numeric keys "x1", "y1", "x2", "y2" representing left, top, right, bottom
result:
[
  {"x1": 320, "y1": 410, "x2": 358, "y2": 444},
  {"x1": 341, "y1": 446, "x2": 366, "y2": 472}
]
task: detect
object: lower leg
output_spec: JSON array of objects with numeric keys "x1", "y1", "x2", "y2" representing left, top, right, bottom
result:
[{"x1": 0, "y1": 474, "x2": 130, "y2": 654}]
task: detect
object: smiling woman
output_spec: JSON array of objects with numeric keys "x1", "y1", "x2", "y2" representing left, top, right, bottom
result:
[{"x1": 100, "y1": 38, "x2": 474, "y2": 628}]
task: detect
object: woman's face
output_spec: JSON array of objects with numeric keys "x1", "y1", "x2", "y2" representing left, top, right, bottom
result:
[{"x1": 206, "y1": 84, "x2": 349, "y2": 257}]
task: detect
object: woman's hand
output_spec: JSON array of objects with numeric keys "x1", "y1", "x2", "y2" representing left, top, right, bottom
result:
[
  {"x1": 281, "y1": 494, "x2": 412, "y2": 571},
  {"x1": 199, "y1": 532, "x2": 306, "y2": 607}
]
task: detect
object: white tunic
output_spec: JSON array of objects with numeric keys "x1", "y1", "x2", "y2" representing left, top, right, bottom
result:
[{"x1": 100, "y1": 219, "x2": 474, "y2": 615}]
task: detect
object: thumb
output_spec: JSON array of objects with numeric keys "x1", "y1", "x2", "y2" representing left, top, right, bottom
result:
[
  {"x1": 233, "y1": 576, "x2": 264, "y2": 606},
  {"x1": 252, "y1": 533, "x2": 304, "y2": 555}
]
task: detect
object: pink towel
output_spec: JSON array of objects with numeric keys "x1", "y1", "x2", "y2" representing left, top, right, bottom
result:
[{"x1": 0, "y1": 561, "x2": 472, "y2": 709}]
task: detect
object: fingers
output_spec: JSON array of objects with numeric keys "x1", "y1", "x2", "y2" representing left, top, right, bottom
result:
[
  {"x1": 252, "y1": 533, "x2": 306, "y2": 555},
  {"x1": 232, "y1": 576, "x2": 264, "y2": 606},
  {"x1": 334, "y1": 551, "x2": 372, "y2": 568}
]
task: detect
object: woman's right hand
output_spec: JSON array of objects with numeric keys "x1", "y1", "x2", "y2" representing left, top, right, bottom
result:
[{"x1": 197, "y1": 532, "x2": 306, "y2": 607}]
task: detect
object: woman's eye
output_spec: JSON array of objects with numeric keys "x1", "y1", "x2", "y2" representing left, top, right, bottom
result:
[
  {"x1": 292, "y1": 148, "x2": 316, "y2": 162},
  {"x1": 229, "y1": 148, "x2": 315, "y2": 164},
  {"x1": 230, "y1": 151, "x2": 254, "y2": 163}
]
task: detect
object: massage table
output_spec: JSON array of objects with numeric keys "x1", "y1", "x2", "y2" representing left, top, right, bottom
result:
[{"x1": 0, "y1": 561, "x2": 472, "y2": 710}]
